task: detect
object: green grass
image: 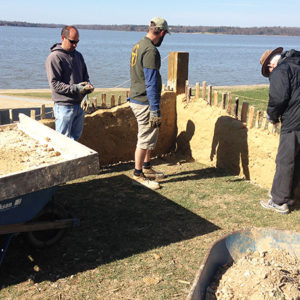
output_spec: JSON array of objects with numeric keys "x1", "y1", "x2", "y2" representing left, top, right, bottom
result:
[
  {"x1": 0, "y1": 156, "x2": 298, "y2": 300},
  {"x1": 4, "y1": 86, "x2": 269, "y2": 111},
  {"x1": 191, "y1": 86, "x2": 270, "y2": 113}
]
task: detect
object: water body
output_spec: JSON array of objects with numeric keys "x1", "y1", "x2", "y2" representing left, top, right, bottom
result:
[{"x1": 1, "y1": 26, "x2": 300, "y2": 89}]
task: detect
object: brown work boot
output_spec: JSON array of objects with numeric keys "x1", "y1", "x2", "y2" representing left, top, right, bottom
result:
[
  {"x1": 132, "y1": 173, "x2": 160, "y2": 190},
  {"x1": 143, "y1": 167, "x2": 165, "y2": 180}
]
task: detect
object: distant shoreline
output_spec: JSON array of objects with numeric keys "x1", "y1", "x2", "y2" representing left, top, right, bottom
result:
[{"x1": 1, "y1": 20, "x2": 300, "y2": 36}]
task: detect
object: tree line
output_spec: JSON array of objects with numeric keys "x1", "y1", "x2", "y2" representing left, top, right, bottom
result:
[{"x1": 1, "y1": 20, "x2": 300, "y2": 36}]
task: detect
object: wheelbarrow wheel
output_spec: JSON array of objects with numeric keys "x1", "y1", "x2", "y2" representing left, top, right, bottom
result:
[{"x1": 24, "y1": 201, "x2": 69, "y2": 248}]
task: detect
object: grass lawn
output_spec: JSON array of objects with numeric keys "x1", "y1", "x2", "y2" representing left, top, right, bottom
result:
[
  {"x1": 2, "y1": 85, "x2": 269, "y2": 111},
  {"x1": 0, "y1": 155, "x2": 299, "y2": 300}
]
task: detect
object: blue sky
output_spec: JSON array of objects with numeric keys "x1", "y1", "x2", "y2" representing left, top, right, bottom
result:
[{"x1": 0, "y1": 0, "x2": 299, "y2": 27}]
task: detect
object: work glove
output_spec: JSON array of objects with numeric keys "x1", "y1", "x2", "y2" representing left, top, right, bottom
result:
[
  {"x1": 266, "y1": 113, "x2": 279, "y2": 125},
  {"x1": 149, "y1": 110, "x2": 161, "y2": 128},
  {"x1": 80, "y1": 95, "x2": 90, "y2": 112},
  {"x1": 72, "y1": 82, "x2": 94, "y2": 95}
]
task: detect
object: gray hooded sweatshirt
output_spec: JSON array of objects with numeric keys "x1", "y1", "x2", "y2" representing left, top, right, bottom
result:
[{"x1": 45, "y1": 43, "x2": 89, "y2": 105}]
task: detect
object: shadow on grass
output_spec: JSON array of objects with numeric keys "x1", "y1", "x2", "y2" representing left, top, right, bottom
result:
[
  {"x1": 0, "y1": 173, "x2": 220, "y2": 286},
  {"x1": 160, "y1": 167, "x2": 235, "y2": 185}
]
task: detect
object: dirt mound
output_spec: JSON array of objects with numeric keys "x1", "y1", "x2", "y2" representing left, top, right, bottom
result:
[{"x1": 206, "y1": 249, "x2": 300, "y2": 299}]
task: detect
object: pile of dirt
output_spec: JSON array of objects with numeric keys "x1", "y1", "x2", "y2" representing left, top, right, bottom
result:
[
  {"x1": 206, "y1": 249, "x2": 300, "y2": 299},
  {"x1": 0, "y1": 126, "x2": 63, "y2": 176}
]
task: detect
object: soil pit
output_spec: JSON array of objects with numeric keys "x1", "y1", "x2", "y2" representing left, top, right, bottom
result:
[
  {"x1": 206, "y1": 249, "x2": 300, "y2": 299},
  {"x1": 0, "y1": 126, "x2": 63, "y2": 176}
]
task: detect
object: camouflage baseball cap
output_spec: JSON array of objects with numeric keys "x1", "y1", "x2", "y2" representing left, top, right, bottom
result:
[{"x1": 150, "y1": 17, "x2": 170, "y2": 33}]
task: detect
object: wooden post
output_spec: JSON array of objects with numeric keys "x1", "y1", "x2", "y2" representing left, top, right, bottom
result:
[
  {"x1": 221, "y1": 93, "x2": 227, "y2": 109},
  {"x1": 202, "y1": 81, "x2": 207, "y2": 100},
  {"x1": 255, "y1": 111, "x2": 261, "y2": 128},
  {"x1": 240, "y1": 102, "x2": 249, "y2": 123},
  {"x1": 9, "y1": 109, "x2": 13, "y2": 123},
  {"x1": 187, "y1": 87, "x2": 192, "y2": 103},
  {"x1": 41, "y1": 104, "x2": 46, "y2": 120},
  {"x1": 234, "y1": 97, "x2": 239, "y2": 119},
  {"x1": 162, "y1": 83, "x2": 165, "y2": 91},
  {"x1": 30, "y1": 110, "x2": 36, "y2": 120},
  {"x1": 185, "y1": 80, "x2": 189, "y2": 98},
  {"x1": 167, "y1": 52, "x2": 189, "y2": 94},
  {"x1": 213, "y1": 91, "x2": 218, "y2": 106},
  {"x1": 118, "y1": 95, "x2": 122, "y2": 105},
  {"x1": 208, "y1": 85, "x2": 212, "y2": 105},
  {"x1": 261, "y1": 111, "x2": 268, "y2": 130},
  {"x1": 195, "y1": 82, "x2": 200, "y2": 99},
  {"x1": 126, "y1": 90, "x2": 130, "y2": 98},
  {"x1": 111, "y1": 95, "x2": 115, "y2": 107},
  {"x1": 102, "y1": 93, "x2": 107, "y2": 108},
  {"x1": 227, "y1": 92, "x2": 232, "y2": 115},
  {"x1": 92, "y1": 97, "x2": 97, "y2": 111},
  {"x1": 248, "y1": 106, "x2": 255, "y2": 128}
]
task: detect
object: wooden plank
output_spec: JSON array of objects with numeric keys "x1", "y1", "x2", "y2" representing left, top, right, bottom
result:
[
  {"x1": 185, "y1": 80, "x2": 189, "y2": 98},
  {"x1": 248, "y1": 106, "x2": 255, "y2": 128},
  {"x1": 101, "y1": 93, "x2": 107, "y2": 108},
  {"x1": 9, "y1": 109, "x2": 13, "y2": 123},
  {"x1": 255, "y1": 111, "x2": 261, "y2": 128},
  {"x1": 0, "y1": 219, "x2": 76, "y2": 234},
  {"x1": 91, "y1": 97, "x2": 97, "y2": 112},
  {"x1": 41, "y1": 104, "x2": 46, "y2": 119},
  {"x1": 202, "y1": 81, "x2": 206, "y2": 100},
  {"x1": 208, "y1": 85, "x2": 212, "y2": 105},
  {"x1": 227, "y1": 92, "x2": 232, "y2": 115},
  {"x1": 240, "y1": 102, "x2": 249, "y2": 123},
  {"x1": 111, "y1": 95, "x2": 115, "y2": 107},
  {"x1": 261, "y1": 111, "x2": 267, "y2": 130},
  {"x1": 221, "y1": 93, "x2": 227, "y2": 109},
  {"x1": 213, "y1": 91, "x2": 219, "y2": 106},
  {"x1": 30, "y1": 109, "x2": 36, "y2": 120},
  {"x1": 195, "y1": 82, "x2": 200, "y2": 99},
  {"x1": 234, "y1": 97, "x2": 239, "y2": 119},
  {"x1": 187, "y1": 87, "x2": 191, "y2": 103}
]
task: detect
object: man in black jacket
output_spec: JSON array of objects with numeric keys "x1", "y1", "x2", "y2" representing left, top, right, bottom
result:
[{"x1": 259, "y1": 47, "x2": 300, "y2": 214}]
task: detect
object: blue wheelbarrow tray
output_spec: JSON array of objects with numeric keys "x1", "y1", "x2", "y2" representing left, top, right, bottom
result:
[
  {"x1": 0, "y1": 114, "x2": 99, "y2": 262},
  {"x1": 187, "y1": 227, "x2": 300, "y2": 300}
]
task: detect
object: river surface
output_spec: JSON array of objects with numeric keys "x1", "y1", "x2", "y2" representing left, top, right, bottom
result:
[{"x1": 1, "y1": 26, "x2": 300, "y2": 89}]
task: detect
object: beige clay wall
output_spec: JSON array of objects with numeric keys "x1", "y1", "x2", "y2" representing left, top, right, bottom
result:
[
  {"x1": 176, "y1": 94, "x2": 279, "y2": 188},
  {"x1": 43, "y1": 92, "x2": 177, "y2": 165},
  {"x1": 176, "y1": 94, "x2": 300, "y2": 199}
]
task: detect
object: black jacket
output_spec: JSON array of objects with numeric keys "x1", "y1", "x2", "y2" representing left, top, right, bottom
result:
[{"x1": 268, "y1": 49, "x2": 300, "y2": 133}]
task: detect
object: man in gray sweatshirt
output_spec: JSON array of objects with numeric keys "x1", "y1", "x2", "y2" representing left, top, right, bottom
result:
[{"x1": 45, "y1": 25, "x2": 94, "y2": 141}]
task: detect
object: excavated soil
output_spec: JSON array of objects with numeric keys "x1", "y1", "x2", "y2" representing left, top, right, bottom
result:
[
  {"x1": 0, "y1": 126, "x2": 63, "y2": 176},
  {"x1": 206, "y1": 249, "x2": 300, "y2": 299}
]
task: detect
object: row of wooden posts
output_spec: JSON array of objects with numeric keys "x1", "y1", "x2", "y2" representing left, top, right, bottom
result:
[
  {"x1": 184, "y1": 80, "x2": 279, "y2": 134},
  {"x1": 3, "y1": 84, "x2": 278, "y2": 135}
]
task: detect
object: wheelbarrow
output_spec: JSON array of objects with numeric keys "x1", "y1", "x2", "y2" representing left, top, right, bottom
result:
[
  {"x1": 187, "y1": 227, "x2": 300, "y2": 300},
  {"x1": 0, "y1": 114, "x2": 99, "y2": 265}
]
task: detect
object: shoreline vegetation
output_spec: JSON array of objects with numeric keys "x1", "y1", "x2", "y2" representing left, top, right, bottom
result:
[{"x1": 1, "y1": 20, "x2": 300, "y2": 36}]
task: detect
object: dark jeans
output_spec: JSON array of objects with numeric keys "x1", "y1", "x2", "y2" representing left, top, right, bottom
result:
[{"x1": 271, "y1": 130, "x2": 300, "y2": 204}]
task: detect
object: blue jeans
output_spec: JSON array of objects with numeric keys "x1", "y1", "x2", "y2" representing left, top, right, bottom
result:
[{"x1": 54, "y1": 104, "x2": 85, "y2": 141}]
